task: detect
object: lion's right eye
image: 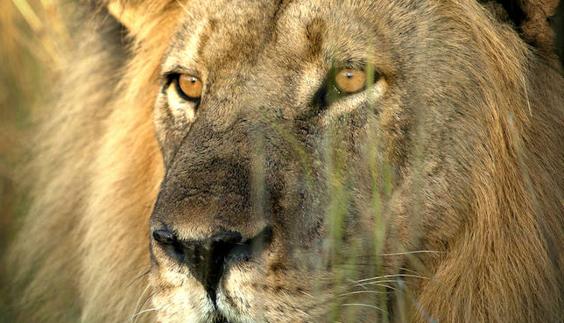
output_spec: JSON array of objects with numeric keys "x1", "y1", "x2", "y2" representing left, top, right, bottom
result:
[
  {"x1": 161, "y1": 73, "x2": 204, "y2": 123},
  {"x1": 171, "y1": 73, "x2": 203, "y2": 102},
  {"x1": 176, "y1": 74, "x2": 203, "y2": 100}
]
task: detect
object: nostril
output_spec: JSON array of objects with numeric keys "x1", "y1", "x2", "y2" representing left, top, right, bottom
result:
[
  {"x1": 226, "y1": 226, "x2": 273, "y2": 264},
  {"x1": 226, "y1": 244, "x2": 252, "y2": 263},
  {"x1": 152, "y1": 229, "x2": 177, "y2": 245},
  {"x1": 153, "y1": 229, "x2": 187, "y2": 262},
  {"x1": 210, "y1": 231, "x2": 243, "y2": 245}
]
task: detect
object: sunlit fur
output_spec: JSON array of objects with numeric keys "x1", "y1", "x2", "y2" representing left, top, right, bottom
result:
[{"x1": 5, "y1": 0, "x2": 563, "y2": 322}]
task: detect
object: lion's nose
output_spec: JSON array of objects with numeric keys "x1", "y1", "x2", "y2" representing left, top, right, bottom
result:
[{"x1": 152, "y1": 227, "x2": 273, "y2": 305}]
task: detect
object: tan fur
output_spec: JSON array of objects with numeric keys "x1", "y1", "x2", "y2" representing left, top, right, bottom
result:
[
  {"x1": 5, "y1": 0, "x2": 563, "y2": 322},
  {"x1": 411, "y1": 4, "x2": 564, "y2": 322}
]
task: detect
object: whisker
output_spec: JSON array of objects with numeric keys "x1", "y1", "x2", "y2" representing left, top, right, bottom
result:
[
  {"x1": 352, "y1": 250, "x2": 440, "y2": 260},
  {"x1": 341, "y1": 303, "x2": 385, "y2": 313},
  {"x1": 346, "y1": 278, "x2": 369, "y2": 290},
  {"x1": 378, "y1": 250, "x2": 440, "y2": 256},
  {"x1": 351, "y1": 280, "x2": 398, "y2": 293},
  {"x1": 130, "y1": 284, "x2": 152, "y2": 322},
  {"x1": 356, "y1": 279, "x2": 397, "y2": 285},
  {"x1": 339, "y1": 290, "x2": 387, "y2": 297},
  {"x1": 131, "y1": 289, "x2": 161, "y2": 323},
  {"x1": 398, "y1": 267, "x2": 423, "y2": 275},
  {"x1": 346, "y1": 279, "x2": 399, "y2": 294},
  {"x1": 299, "y1": 290, "x2": 315, "y2": 299},
  {"x1": 130, "y1": 307, "x2": 159, "y2": 320},
  {"x1": 134, "y1": 301, "x2": 174, "y2": 323},
  {"x1": 126, "y1": 269, "x2": 151, "y2": 288},
  {"x1": 357, "y1": 282, "x2": 398, "y2": 291},
  {"x1": 355, "y1": 273, "x2": 429, "y2": 283}
]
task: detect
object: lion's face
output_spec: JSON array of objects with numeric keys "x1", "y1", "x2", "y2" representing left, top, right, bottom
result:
[
  {"x1": 148, "y1": 0, "x2": 507, "y2": 322},
  {"x1": 5, "y1": 0, "x2": 562, "y2": 321}
]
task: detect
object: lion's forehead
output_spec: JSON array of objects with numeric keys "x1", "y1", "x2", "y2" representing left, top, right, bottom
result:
[{"x1": 165, "y1": 0, "x2": 400, "y2": 74}]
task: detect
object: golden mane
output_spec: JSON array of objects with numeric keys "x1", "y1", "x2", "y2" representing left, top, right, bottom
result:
[
  {"x1": 414, "y1": 3, "x2": 564, "y2": 321},
  {"x1": 7, "y1": 2, "x2": 177, "y2": 321}
]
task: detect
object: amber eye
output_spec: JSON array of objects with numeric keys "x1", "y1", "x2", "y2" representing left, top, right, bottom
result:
[
  {"x1": 176, "y1": 74, "x2": 203, "y2": 100},
  {"x1": 334, "y1": 68, "x2": 367, "y2": 94}
]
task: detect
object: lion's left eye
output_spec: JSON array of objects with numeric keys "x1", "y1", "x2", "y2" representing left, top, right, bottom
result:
[
  {"x1": 314, "y1": 66, "x2": 379, "y2": 108},
  {"x1": 335, "y1": 68, "x2": 367, "y2": 94}
]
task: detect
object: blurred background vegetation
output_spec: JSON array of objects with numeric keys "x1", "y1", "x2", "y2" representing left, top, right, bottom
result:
[
  {"x1": 0, "y1": 0, "x2": 71, "y2": 232},
  {"x1": 0, "y1": 1, "x2": 67, "y2": 232},
  {"x1": 0, "y1": 0, "x2": 70, "y2": 320},
  {"x1": 0, "y1": 0, "x2": 562, "y2": 322}
]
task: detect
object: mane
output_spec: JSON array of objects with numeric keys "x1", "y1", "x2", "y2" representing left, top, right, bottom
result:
[
  {"x1": 6, "y1": 2, "x2": 179, "y2": 321},
  {"x1": 414, "y1": 1, "x2": 563, "y2": 321}
]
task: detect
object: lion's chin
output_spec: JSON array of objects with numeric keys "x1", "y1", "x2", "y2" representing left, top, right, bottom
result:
[
  {"x1": 214, "y1": 266, "x2": 262, "y2": 323},
  {"x1": 152, "y1": 266, "x2": 267, "y2": 323}
]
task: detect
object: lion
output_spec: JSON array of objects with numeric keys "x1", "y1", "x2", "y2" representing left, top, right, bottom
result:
[{"x1": 4, "y1": 0, "x2": 563, "y2": 322}]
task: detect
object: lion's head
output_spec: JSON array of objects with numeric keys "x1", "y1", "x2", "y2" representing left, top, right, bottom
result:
[{"x1": 6, "y1": 0, "x2": 563, "y2": 322}]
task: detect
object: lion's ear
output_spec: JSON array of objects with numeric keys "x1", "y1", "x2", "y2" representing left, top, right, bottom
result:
[
  {"x1": 481, "y1": 0, "x2": 561, "y2": 50},
  {"x1": 105, "y1": 0, "x2": 180, "y2": 38},
  {"x1": 105, "y1": 0, "x2": 153, "y2": 36},
  {"x1": 106, "y1": 0, "x2": 144, "y2": 34}
]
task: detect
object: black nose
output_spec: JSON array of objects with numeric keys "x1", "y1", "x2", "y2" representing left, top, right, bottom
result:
[{"x1": 152, "y1": 227, "x2": 273, "y2": 305}]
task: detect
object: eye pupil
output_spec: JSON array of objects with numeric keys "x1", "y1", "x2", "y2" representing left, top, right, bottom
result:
[
  {"x1": 335, "y1": 68, "x2": 367, "y2": 94},
  {"x1": 177, "y1": 74, "x2": 203, "y2": 100}
]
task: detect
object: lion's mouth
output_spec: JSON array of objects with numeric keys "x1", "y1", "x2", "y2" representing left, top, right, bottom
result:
[{"x1": 212, "y1": 313, "x2": 231, "y2": 323}]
